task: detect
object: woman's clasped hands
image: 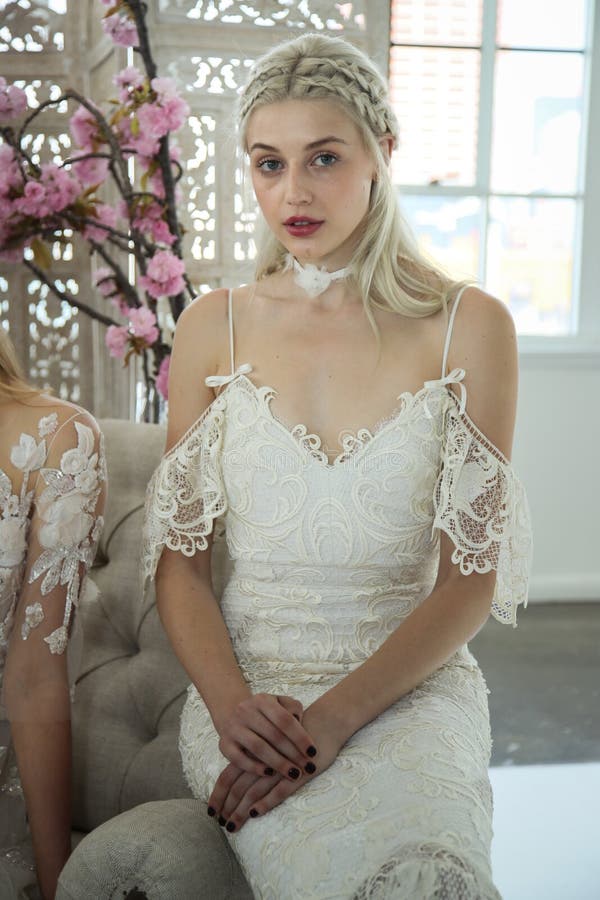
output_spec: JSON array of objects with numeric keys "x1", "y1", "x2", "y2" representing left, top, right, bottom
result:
[{"x1": 210, "y1": 697, "x2": 346, "y2": 833}]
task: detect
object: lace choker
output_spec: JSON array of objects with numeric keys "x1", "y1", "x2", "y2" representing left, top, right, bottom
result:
[{"x1": 285, "y1": 254, "x2": 350, "y2": 298}]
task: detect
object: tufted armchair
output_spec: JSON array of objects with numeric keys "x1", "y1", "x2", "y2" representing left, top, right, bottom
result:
[{"x1": 54, "y1": 418, "x2": 252, "y2": 899}]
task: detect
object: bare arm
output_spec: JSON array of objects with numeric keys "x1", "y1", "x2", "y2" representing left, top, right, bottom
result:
[
  {"x1": 3, "y1": 411, "x2": 106, "y2": 900},
  {"x1": 153, "y1": 292, "x2": 317, "y2": 780}
]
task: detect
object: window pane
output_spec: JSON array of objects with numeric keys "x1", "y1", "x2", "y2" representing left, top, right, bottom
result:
[
  {"x1": 487, "y1": 197, "x2": 576, "y2": 335},
  {"x1": 497, "y1": 0, "x2": 587, "y2": 50},
  {"x1": 390, "y1": 47, "x2": 480, "y2": 186},
  {"x1": 390, "y1": 0, "x2": 482, "y2": 46},
  {"x1": 491, "y1": 51, "x2": 584, "y2": 194},
  {"x1": 400, "y1": 194, "x2": 481, "y2": 282}
]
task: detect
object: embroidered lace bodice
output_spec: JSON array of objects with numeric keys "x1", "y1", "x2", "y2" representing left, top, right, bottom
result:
[
  {"x1": 0, "y1": 402, "x2": 106, "y2": 676},
  {"x1": 142, "y1": 287, "x2": 532, "y2": 899}
]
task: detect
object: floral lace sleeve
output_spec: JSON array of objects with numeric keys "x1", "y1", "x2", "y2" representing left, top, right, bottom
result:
[
  {"x1": 141, "y1": 399, "x2": 227, "y2": 584},
  {"x1": 432, "y1": 395, "x2": 533, "y2": 627},
  {"x1": 21, "y1": 412, "x2": 107, "y2": 655}
]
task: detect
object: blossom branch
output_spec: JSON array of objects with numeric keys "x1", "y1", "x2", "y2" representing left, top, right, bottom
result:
[{"x1": 24, "y1": 259, "x2": 120, "y2": 328}]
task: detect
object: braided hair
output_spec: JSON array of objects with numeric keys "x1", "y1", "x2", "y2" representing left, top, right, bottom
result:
[{"x1": 238, "y1": 34, "x2": 470, "y2": 334}]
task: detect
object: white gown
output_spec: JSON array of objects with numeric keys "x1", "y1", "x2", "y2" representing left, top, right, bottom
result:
[
  {"x1": 143, "y1": 288, "x2": 532, "y2": 899},
  {"x1": 0, "y1": 401, "x2": 106, "y2": 896}
]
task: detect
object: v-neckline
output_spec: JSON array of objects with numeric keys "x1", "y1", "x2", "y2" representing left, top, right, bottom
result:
[{"x1": 221, "y1": 373, "x2": 449, "y2": 470}]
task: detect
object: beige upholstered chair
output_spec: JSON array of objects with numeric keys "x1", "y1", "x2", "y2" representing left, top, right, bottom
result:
[{"x1": 55, "y1": 418, "x2": 252, "y2": 899}]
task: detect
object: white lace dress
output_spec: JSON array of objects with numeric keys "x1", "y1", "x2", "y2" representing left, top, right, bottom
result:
[
  {"x1": 0, "y1": 401, "x2": 106, "y2": 893},
  {"x1": 143, "y1": 290, "x2": 532, "y2": 900}
]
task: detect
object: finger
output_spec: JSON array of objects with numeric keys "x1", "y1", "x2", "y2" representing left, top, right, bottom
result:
[
  {"x1": 276, "y1": 695, "x2": 304, "y2": 722},
  {"x1": 242, "y1": 774, "x2": 302, "y2": 823},
  {"x1": 226, "y1": 772, "x2": 285, "y2": 833},
  {"x1": 239, "y1": 708, "x2": 311, "y2": 778},
  {"x1": 208, "y1": 764, "x2": 245, "y2": 820},
  {"x1": 218, "y1": 735, "x2": 274, "y2": 778},
  {"x1": 256, "y1": 694, "x2": 317, "y2": 757},
  {"x1": 220, "y1": 770, "x2": 261, "y2": 826}
]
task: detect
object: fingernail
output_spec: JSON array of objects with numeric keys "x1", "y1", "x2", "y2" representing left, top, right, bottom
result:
[
  {"x1": 226, "y1": 821, "x2": 236, "y2": 833},
  {"x1": 218, "y1": 816, "x2": 226, "y2": 827},
  {"x1": 264, "y1": 766, "x2": 274, "y2": 776},
  {"x1": 304, "y1": 762, "x2": 316, "y2": 774},
  {"x1": 207, "y1": 806, "x2": 216, "y2": 817},
  {"x1": 307, "y1": 746, "x2": 317, "y2": 757},
  {"x1": 288, "y1": 767, "x2": 300, "y2": 780},
  {"x1": 293, "y1": 714, "x2": 300, "y2": 720},
  {"x1": 249, "y1": 808, "x2": 259, "y2": 818}
]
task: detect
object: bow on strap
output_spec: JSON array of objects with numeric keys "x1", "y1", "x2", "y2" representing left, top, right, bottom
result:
[
  {"x1": 423, "y1": 367, "x2": 467, "y2": 418},
  {"x1": 205, "y1": 362, "x2": 253, "y2": 388}
]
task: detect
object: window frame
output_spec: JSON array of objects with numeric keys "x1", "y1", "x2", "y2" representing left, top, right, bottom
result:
[{"x1": 380, "y1": 0, "x2": 600, "y2": 363}]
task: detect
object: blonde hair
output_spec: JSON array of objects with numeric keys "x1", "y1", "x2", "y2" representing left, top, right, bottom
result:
[
  {"x1": 0, "y1": 327, "x2": 40, "y2": 401},
  {"x1": 237, "y1": 34, "x2": 470, "y2": 345}
]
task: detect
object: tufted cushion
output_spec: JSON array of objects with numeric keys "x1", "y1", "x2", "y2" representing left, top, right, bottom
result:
[{"x1": 71, "y1": 418, "x2": 232, "y2": 831}]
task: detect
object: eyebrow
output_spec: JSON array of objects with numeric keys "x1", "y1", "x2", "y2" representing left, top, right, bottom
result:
[{"x1": 248, "y1": 136, "x2": 349, "y2": 153}]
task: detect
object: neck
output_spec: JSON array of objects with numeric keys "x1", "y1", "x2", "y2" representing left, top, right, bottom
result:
[{"x1": 285, "y1": 253, "x2": 350, "y2": 298}]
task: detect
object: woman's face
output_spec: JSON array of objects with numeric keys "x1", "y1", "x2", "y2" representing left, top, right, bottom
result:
[{"x1": 246, "y1": 98, "x2": 377, "y2": 270}]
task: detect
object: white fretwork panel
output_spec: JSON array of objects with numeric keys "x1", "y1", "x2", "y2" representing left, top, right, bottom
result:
[
  {"x1": 26, "y1": 278, "x2": 83, "y2": 402},
  {"x1": 0, "y1": 0, "x2": 68, "y2": 54},
  {"x1": 157, "y1": 0, "x2": 366, "y2": 31}
]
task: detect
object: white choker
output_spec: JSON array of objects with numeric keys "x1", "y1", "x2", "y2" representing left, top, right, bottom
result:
[{"x1": 285, "y1": 254, "x2": 350, "y2": 298}]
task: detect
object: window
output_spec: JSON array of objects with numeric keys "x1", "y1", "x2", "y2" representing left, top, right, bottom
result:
[{"x1": 388, "y1": 0, "x2": 597, "y2": 345}]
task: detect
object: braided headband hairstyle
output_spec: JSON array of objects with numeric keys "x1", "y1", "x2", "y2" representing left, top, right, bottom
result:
[
  {"x1": 238, "y1": 34, "x2": 469, "y2": 336},
  {"x1": 0, "y1": 328, "x2": 39, "y2": 401}
]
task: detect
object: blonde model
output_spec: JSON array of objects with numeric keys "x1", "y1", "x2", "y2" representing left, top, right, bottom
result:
[{"x1": 144, "y1": 33, "x2": 531, "y2": 899}]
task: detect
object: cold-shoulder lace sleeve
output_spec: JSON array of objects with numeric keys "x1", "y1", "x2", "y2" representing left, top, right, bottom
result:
[
  {"x1": 433, "y1": 394, "x2": 532, "y2": 626},
  {"x1": 21, "y1": 411, "x2": 106, "y2": 656},
  {"x1": 141, "y1": 400, "x2": 227, "y2": 583}
]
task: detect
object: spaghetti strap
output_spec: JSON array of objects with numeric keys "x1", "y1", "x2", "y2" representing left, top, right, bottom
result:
[
  {"x1": 441, "y1": 285, "x2": 469, "y2": 378},
  {"x1": 227, "y1": 288, "x2": 235, "y2": 376}
]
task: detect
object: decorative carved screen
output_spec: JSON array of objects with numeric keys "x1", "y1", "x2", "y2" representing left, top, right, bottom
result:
[{"x1": 1, "y1": 0, "x2": 388, "y2": 418}]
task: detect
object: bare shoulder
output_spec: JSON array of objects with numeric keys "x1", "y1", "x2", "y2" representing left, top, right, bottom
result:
[
  {"x1": 447, "y1": 286, "x2": 519, "y2": 458},
  {"x1": 166, "y1": 288, "x2": 230, "y2": 450},
  {"x1": 448, "y1": 286, "x2": 517, "y2": 377}
]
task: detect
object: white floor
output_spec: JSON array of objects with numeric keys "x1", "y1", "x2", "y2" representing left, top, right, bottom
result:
[{"x1": 489, "y1": 763, "x2": 600, "y2": 900}]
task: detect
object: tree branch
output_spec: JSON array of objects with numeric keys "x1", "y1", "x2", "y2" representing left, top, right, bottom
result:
[{"x1": 24, "y1": 260, "x2": 119, "y2": 328}]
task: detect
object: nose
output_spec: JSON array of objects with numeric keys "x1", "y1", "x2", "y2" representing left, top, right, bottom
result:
[{"x1": 284, "y1": 163, "x2": 311, "y2": 206}]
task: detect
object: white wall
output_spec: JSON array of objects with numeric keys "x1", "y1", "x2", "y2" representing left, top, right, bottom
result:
[{"x1": 512, "y1": 352, "x2": 600, "y2": 602}]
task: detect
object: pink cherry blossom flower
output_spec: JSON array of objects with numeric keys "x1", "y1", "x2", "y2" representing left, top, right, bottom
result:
[
  {"x1": 114, "y1": 65, "x2": 146, "y2": 103},
  {"x1": 137, "y1": 102, "x2": 170, "y2": 141},
  {"x1": 111, "y1": 296, "x2": 129, "y2": 316},
  {"x1": 70, "y1": 105, "x2": 100, "y2": 151},
  {"x1": 38, "y1": 163, "x2": 80, "y2": 213},
  {"x1": 161, "y1": 95, "x2": 190, "y2": 132},
  {"x1": 155, "y1": 354, "x2": 170, "y2": 400},
  {"x1": 17, "y1": 181, "x2": 52, "y2": 218},
  {"x1": 118, "y1": 116, "x2": 160, "y2": 158},
  {"x1": 102, "y1": 14, "x2": 139, "y2": 48},
  {"x1": 150, "y1": 219, "x2": 176, "y2": 246},
  {"x1": 139, "y1": 250, "x2": 185, "y2": 299},
  {"x1": 105, "y1": 325, "x2": 129, "y2": 359},
  {"x1": 0, "y1": 77, "x2": 28, "y2": 121},
  {"x1": 70, "y1": 155, "x2": 109, "y2": 188},
  {"x1": 94, "y1": 266, "x2": 116, "y2": 296},
  {"x1": 129, "y1": 307, "x2": 159, "y2": 345},
  {"x1": 83, "y1": 203, "x2": 118, "y2": 241},
  {"x1": 0, "y1": 144, "x2": 22, "y2": 196}
]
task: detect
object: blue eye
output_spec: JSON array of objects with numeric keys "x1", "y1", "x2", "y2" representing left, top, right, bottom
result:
[
  {"x1": 313, "y1": 152, "x2": 338, "y2": 167},
  {"x1": 257, "y1": 158, "x2": 282, "y2": 173}
]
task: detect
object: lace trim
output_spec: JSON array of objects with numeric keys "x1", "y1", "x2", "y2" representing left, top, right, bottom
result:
[
  {"x1": 352, "y1": 843, "x2": 500, "y2": 900},
  {"x1": 141, "y1": 397, "x2": 228, "y2": 582},
  {"x1": 433, "y1": 395, "x2": 532, "y2": 626}
]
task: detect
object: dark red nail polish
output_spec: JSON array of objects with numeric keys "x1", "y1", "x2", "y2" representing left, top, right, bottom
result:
[
  {"x1": 293, "y1": 713, "x2": 300, "y2": 720},
  {"x1": 249, "y1": 808, "x2": 259, "y2": 818},
  {"x1": 307, "y1": 746, "x2": 317, "y2": 757},
  {"x1": 226, "y1": 821, "x2": 236, "y2": 832},
  {"x1": 305, "y1": 762, "x2": 316, "y2": 774},
  {"x1": 288, "y1": 767, "x2": 300, "y2": 779},
  {"x1": 264, "y1": 766, "x2": 274, "y2": 776},
  {"x1": 207, "y1": 806, "x2": 216, "y2": 817},
  {"x1": 218, "y1": 816, "x2": 226, "y2": 827}
]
